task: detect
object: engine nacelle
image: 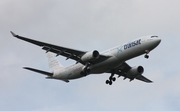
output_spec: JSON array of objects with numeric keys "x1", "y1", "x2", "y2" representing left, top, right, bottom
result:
[
  {"x1": 126, "y1": 66, "x2": 144, "y2": 77},
  {"x1": 81, "y1": 50, "x2": 99, "y2": 62}
]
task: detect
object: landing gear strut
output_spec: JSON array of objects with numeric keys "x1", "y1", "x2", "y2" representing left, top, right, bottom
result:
[
  {"x1": 81, "y1": 62, "x2": 91, "y2": 76},
  {"x1": 144, "y1": 50, "x2": 150, "y2": 59},
  {"x1": 106, "y1": 73, "x2": 116, "y2": 85}
]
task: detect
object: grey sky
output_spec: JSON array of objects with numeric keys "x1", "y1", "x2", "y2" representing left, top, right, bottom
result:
[{"x1": 1, "y1": 0, "x2": 180, "y2": 111}]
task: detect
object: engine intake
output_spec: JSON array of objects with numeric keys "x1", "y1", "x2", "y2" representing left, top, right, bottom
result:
[
  {"x1": 81, "y1": 50, "x2": 99, "y2": 62},
  {"x1": 137, "y1": 66, "x2": 144, "y2": 74}
]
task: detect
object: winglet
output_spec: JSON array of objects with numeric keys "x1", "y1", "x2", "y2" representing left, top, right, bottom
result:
[{"x1": 10, "y1": 31, "x2": 18, "y2": 37}]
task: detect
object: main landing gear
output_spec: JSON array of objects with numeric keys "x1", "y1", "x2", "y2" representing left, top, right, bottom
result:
[
  {"x1": 81, "y1": 62, "x2": 91, "y2": 76},
  {"x1": 144, "y1": 50, "x2": 150, "y2": 59},
  {"x1": 106, "y1": 73, "x2": 116, "y2": 85}
]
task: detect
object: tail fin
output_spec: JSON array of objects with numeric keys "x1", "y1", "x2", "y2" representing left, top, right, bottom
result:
[{"x1": 47, "y1": 52, "x2": 64, "y2": 72}]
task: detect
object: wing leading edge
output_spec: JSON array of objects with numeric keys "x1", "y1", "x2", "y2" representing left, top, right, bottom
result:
[
  {"x1": 11, "y1": 31, "x2": 110, "y2": 65},
  {"x1": 11, "y1": 31, "x2": 86, "y2": 62}
]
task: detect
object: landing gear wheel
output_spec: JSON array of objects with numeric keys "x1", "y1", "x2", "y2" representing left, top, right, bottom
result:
[
  {"x1": 105, "y1": 80, "x2": 113, "y2": 85},
  {"x1": 106, "y1": 80, "x2": 109, "y2": 84},
  {"x1": 109, "y1": 81, "x2": 112, "y2": 85},
  {"x1": 144, "y1": 55, "x2": 149, "y2": 59},
  {"x1": 106, "y1": 73, "x2": 116, "y2": 85},
  {"x1": 109, "y1": 76, "x2": 116, "y2": 81},
  {"x1": 112, "y1": 77, "x2": 116, "y2": 82}
]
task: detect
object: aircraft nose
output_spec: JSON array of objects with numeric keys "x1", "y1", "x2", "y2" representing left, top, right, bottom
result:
[
  {"x1": 154, "y1": 38, "x2": 161, "y2": 46},
  {"x1": 157, "y1": 38, "x2": 161, "y2": 44}
]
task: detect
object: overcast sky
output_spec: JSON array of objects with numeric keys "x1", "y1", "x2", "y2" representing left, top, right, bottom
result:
[{"x1": 1, "y1": 0, "x2": 180, "y2": 111}]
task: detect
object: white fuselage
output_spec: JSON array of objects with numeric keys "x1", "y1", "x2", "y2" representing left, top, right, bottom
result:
[{"x1": 53, "y1": 36, "x2": 161, "y2": 81}]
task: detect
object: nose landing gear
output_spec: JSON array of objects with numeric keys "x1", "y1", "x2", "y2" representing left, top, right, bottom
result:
[{"x1": 144, "y1": 50, "x2": 150, "y2": 59}]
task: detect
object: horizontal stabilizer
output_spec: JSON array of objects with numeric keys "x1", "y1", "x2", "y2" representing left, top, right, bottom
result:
[
  {"x1": 46, "y1": 76, "x2": 70, "y2": 83},
  {"x1": 24, "y1": 67, "x2": 53, "y2": 76},
  {"x1": 136, "y1": 75, "x2": 153, "y2": 83}
]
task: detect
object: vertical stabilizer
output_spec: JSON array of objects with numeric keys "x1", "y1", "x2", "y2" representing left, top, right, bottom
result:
[{"x1": 47, "y1": 52, "x2": 64, "y2": 72}]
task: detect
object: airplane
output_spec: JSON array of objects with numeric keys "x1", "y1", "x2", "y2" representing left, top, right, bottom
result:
[{"x1": 11, "y1": 31, "x2": 161, "y2": 85}]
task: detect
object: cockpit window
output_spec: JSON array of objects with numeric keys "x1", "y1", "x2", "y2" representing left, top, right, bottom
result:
[{"x1": 151, "y1": 36, "x2": 158, "y2": 38}]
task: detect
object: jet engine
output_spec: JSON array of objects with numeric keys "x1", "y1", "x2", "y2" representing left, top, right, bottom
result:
[
  {"x1": 81, "y1": 50, "x2": 99, "y2": 63},
  {"x1": 126, "y1": 66, "x2": 144, "y2": 77}
]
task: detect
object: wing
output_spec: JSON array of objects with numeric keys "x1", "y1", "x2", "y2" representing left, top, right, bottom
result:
[
  {"x1": 114, "y1": 62, "x2": 153, "y2": 83},
  {"x1": 11, "y1": 31, "x2": 110, "y2": 65}
]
